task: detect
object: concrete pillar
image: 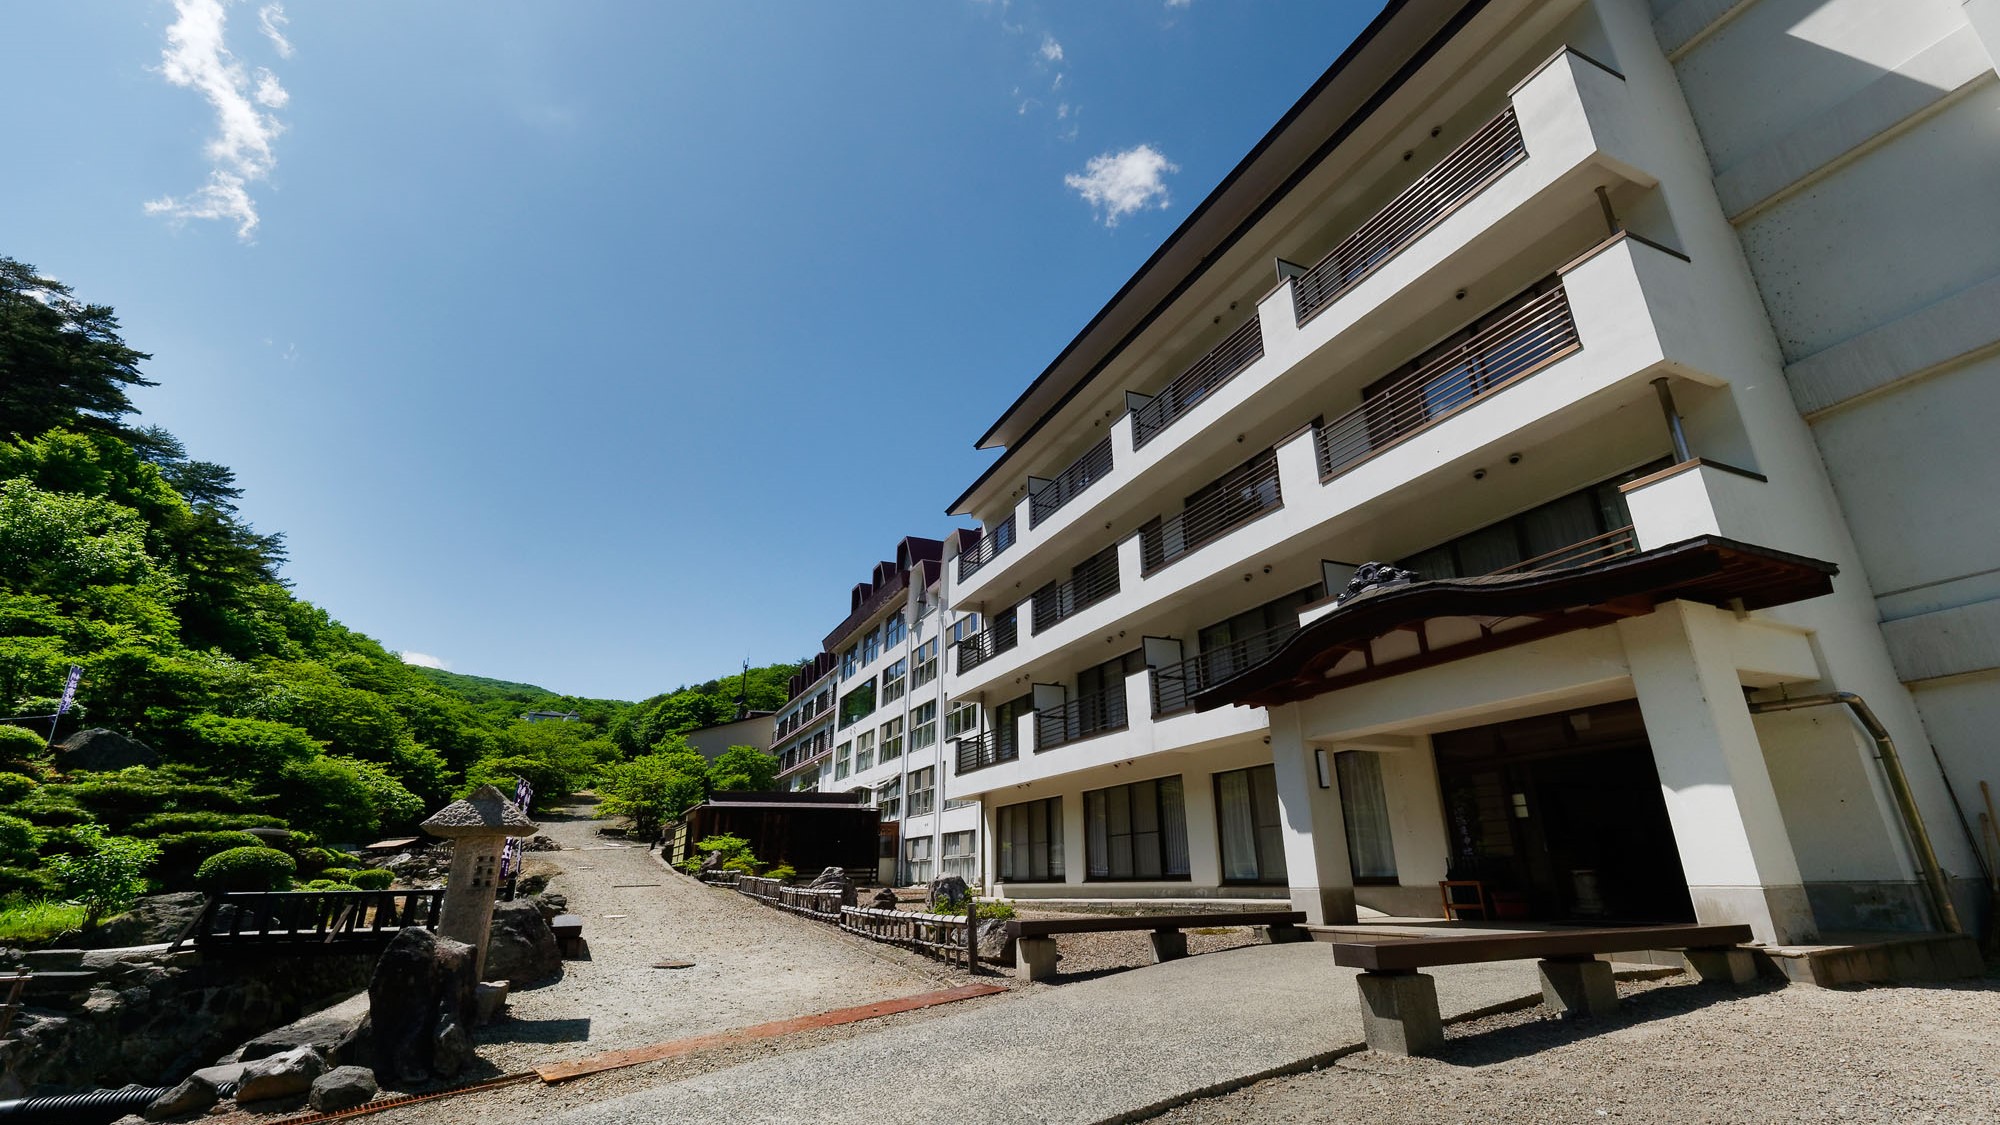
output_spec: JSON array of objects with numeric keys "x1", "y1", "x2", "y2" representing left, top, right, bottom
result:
[
  {"x1": 1061, "y1": 787, "x2": 1088, "y2": 887},
  {"x1": 1538, "y1": 958, "x2": 1619, "y2": 1018},
  {"x1": 420, "y1": 785, "x2": 538, "y2": 979},
  {"x1": 1016, "y1": 935, "x2": 1059, "y2": 981},
  {"x1": 1685, "y1": 947, "x2": 1759, "y2": 986},
  {"x1": 1148, "y1": 930, "x2": 1189, "y2": 962},
  {"x1": 1355, "y1": 971, "x2": 1443, "y2": 1056},
  {"x1": 1618, "y1": 601, "x2": 1817, "y2": 944},
  {"x1": 1181, "y1": 769, "x2": 1223, "y2": 889},
  {"x1": 1267, "y1": 705, "x2": 1357, "y2": 924}
]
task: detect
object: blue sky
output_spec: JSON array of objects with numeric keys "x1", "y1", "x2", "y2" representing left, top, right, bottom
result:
[{"x1": 2, "y1": 1, "x2": 1375, "y2": 701}]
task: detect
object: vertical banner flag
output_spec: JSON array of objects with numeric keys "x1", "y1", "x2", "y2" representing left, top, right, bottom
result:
[
  {"x1": 57, "y1": 666, "x2": 82, "y2": 716},
  {"x1": 500, "y1": 776, "x2": 534, "y2": 879}
]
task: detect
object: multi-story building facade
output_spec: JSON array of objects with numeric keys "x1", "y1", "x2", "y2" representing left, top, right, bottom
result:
[
  {"x1": 937, "y1": 0, "x2": 1995, "y2": 946},
  {"x1": 788, "y1": 536, "x2": 983, "y2": 886}
]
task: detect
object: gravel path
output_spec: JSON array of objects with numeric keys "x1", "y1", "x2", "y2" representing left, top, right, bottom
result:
[{"x1": 1146, "y1": 974, "x2": 2000, "y2": 1124}]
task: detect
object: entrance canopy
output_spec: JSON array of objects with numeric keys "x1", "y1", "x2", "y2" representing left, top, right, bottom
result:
[{"x1": 1193, "y1": 535, "x2": 1836, "y2": 710}]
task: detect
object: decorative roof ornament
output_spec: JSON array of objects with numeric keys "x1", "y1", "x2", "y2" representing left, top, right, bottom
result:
[
  {"x1": 1334, "y1": 562, "x2": 1420, "y2": 606},
  {"x1": 420, "y1": 785, "x2": 538, "y2": 838}
]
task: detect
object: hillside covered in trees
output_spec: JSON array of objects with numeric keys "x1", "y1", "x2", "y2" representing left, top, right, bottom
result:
[{"x1": 0, "y1": 256, "x2": 798, "y2": 932}]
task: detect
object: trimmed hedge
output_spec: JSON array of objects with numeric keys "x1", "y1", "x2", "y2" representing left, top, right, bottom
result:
[
  {"x1": 0, "y1": 867, "x2": 58, "y2": 898},
  {"x1": 193, "y1": 846, "x2": 295, "y2": 893},
  {"x1": 151, "y1": 831, "x2": 262, "y2": 888},
  {"x1": 0, "y1": 773, "x2": 38, "y2": 804},
  {"x1": 348, "y1": 868, "x2": 393, "y2": 890},
  {"x1": 128, "y1": 811, "x2": 288, "y2": 837}
]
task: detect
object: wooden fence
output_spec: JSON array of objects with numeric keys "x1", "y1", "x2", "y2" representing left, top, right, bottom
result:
[
  {"x1": 735, "y1": 876, "x2": 850, "y2": 923},
  {"x1": 839, "y1": 906, "x2": 978, "y2": 969}
]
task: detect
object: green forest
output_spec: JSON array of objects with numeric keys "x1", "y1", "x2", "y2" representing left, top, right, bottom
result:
[{"x1": 0, "y1": 256, "x2": 801, "y2": 936}]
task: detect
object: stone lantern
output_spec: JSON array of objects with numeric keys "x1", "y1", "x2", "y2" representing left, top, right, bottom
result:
[{"x1": 420, "y1": 785, "x2": 538, "y2": 977}]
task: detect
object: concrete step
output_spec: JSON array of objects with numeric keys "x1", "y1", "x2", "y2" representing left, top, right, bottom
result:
[{"x1": 1759, "y1": 931, "x2": 1985, "y2": 987}]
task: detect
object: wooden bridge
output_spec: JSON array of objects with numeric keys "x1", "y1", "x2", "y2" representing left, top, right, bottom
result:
[{"x1": 178, "y1": 888, "x2": 446, "y2": 954}]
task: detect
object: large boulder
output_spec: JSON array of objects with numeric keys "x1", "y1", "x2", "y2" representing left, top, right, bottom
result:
[
  {"x1": 482, "y1": 900, "x2": 561, "y2": 984},
  {"x1": 926, "y1": 876, "x2": 970, "y2": 913},
  {"x1": 145, "y1": 1074, "x2": 220, "y2": 1120},
  {"x1": 868, "y1": 887, "x2": 900, "y2": 910},
  {"x1": 234, "y1": 1044, "x2": 326, "y2": 1103},
  {"x1": 309, "y1": 1066, "x2": 378, "y2": 1112},
  {"x1": 977, "y1": 918, "x2": 1016, "y2": 965},
  {"x1": 366, "y1": 928, "x2": 479, "y2": 1085},
  {"x1": 74, "y1": 892, "x2": 207, "y2": 950},
  {"x1": 57, "y1": 728, "x2": 161, "y2": 771}
]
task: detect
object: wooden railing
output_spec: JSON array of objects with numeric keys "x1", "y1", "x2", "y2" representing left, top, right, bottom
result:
[
  {"x1": 1139, "y1": 449, "x2": 1283, "y2": 575},
  {"x1": 955, "y1": 730, "x2": 1019, "y2": 775},
  {"x1": 1029, "y1": 547, "x2": 1121, "y2": 634},
  {"x1": 188, "y1": 889, "x2": 445, "y2": 953},
  {"x1": 1487, "y1": 524, "x2": 1639, "y2": 576},
  {"x1": 1130, "y1": 316, "x2": 1267, "y2": 449},
  {"x1": 955, "y1": 610, "x2": 1019, "y2": 674},
  {"x1": 1029, "y1": 436, "x2": 1114, "y2": 528},
  {"x1": 840, "y1": 906, "x2": 977, "y2": 968},
  {"x1": 956, "y1": 516, "x2": 1017, "y2": 581},
  {"x1": 1315, "y1": 286, "x2": 1579, "y2": 482},
  {"x1": 1150, "y1": 621, "x2": 1300, "y2": 716},
  {"x1": 1293, "y1": 108, "x2": 1528, "y2": 326},
  {"x1": 1036, "y1": 685, "x2": 1129, "y2": 750},
  {"x1": 736, "y1": 876, "x2": 851, "y2": 922}
]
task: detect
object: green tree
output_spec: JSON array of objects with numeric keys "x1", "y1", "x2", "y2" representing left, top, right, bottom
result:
[
  {"x1": 597, "y1": 753, "x2": 709, "y2": 837},
  {"x1": 47, "y1": 823, "x2": 158, "y2": 927},
  {"x1": 709, "y1": 744, "x2": 777, "y2": 792},
  {"x1": 0, "y1": 257, "x2": 154, "y2": 443}
]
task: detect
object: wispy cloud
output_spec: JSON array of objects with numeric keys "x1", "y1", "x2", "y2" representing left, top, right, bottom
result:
[
  {"x1": 1165, "y1": 0, "x2": 1192, "y2": 8},
  {"x1": 400, "y1": 651, "x2": 450, "y2": 670},
  {"x1": 257, "y1": 3, "x2": 293, "y2": 58},
  {"x1": 1039, "y1": 34, "x2": 1065, "y2": 63},
  {"x1": 1065, "y1": 145, "x2": 1178, "y2": 227},
  {"x1": 144, "y1": 0, "x2": 291, "y2": 241}
]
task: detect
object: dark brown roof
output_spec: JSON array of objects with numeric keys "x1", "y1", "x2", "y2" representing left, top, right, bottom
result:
[{"x1": 1193, "y1": 536, "x2": 1839, "y2": 711}]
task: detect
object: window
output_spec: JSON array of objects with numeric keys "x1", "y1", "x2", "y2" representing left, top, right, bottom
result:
[
  {"x1": 1216, "y1": 765, "x2": 1288, "y2": 885},
  {"x1": 880, "y1": 658, "x2": 908, "y2": 705},
  {"x1": 950, "y1": 614, "x2": 981, "y2": 644},
  {"x1": 1197, "y1": 585, "x2": 1323, "y2": 682},
  {"x1": 909, "y1": 701, "x2": 937, "y2": 750},
  {"x1": 834, "y1": 741, "x2": 851, "y2": 781},
  {"x1": 905, "y1": 835, "x2": 933, "y2": 882},
  {"x1": 862, "y1": 627, "x2": 881, "y2": 664},
  {"x1": 1399, "y1": 461, "x2": 1668, "y2": 580},
  {"x1": 1085, "y1": 776, "x2": 1190, "y2": 881},
  {"x1": 838, "y1": 679, "x2": 876, "y2": 728},
  {"x1": 910, "y1": 639, "x2": 939, "y2": 688},
  {"x1": 941, "y1": 830, "x2": 977, "y2": 878},
  {"x1": 876, "y1": 776, "x2": 902, "y2": 821},
  {"x1": 854, "y1": 730, "x2": 875, "y2": 773},
  {"x1": 841, "y1": 645, "x2": 859, "y2": 678},
  {"x1": 879, "y1": 716, "x2": 904, "y2": 761},
  {"x1": 997, "y1": 797, "x2": 1063, "y2": 882},
  {"x1": 884, "y1": 613, "x2": 907, "y2": 648},
  {"x1": 945, "y1": 702, "x2": 979, "y2": 740},
  {"x1": 1336, "y1": 752, "x2": 1398, "y2": 881},
  {"x1": 909, "y1": 766, "x2": 935, "y2": 817}
]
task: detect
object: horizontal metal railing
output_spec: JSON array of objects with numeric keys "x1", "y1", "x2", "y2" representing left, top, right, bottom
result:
[
  {"x1": 954, "y1": 611, "x2": 1019, "y2": 674},
  {"x1": 1036, "y1": 685, "x2": 1130, "y2": 750},
  {"x1": 1130, "y1": 315, "x2": 1267, "y2": 449},
  {"x1": 956, "y1": 516, "x2": 1017, "y2": 582},
  {"x1": 1139, "y1": 450, "x2": 1283, "y2": 575},
  {"x1": 1486, "y1": 524, "x2": 1639, "y2": 576},
  {"x1": 955, "y1": 730, "x2": 1020, "y2": 775},
  {"x1": 1029, "y1": 436, "x2": 1114, "y2": 528},
  {"x1": 1029, "y1": 548, "x2": 1121, "y2": 634},
  {"x1": 1150, "y1": 621, "x2": 1300, "y2": 716},
  {"x1": 1293, "y1": 108, "x2": 1528, "y2": 326},
  {"x1": 1315, "y1": 286, "x2": 1579, "y2": 482}
]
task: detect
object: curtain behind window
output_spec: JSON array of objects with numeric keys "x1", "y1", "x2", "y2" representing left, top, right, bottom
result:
[{"x1": 1336, "y1": 751, "x2": 1397, "y2": 880}]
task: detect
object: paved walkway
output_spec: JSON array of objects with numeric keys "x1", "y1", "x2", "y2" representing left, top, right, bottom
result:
[{"x1": 549, "y1": 942, "x2": 1569, "y2": 1125}]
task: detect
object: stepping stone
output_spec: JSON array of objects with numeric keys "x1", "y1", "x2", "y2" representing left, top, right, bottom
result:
[{"x1": 652, "y1": 959, "x2": 695, "y2": 969}]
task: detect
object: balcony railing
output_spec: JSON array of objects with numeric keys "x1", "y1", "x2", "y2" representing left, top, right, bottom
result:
[
  {"x1": 1029, "y1": 547, "x2": 1120, "y2": 634},
  {"x1": 1487, "y1": 524, "x2": 1638, "y2": 576},
  {"x1": 1029, "y1": 436, "x2": 1114, "y2": 528},
  {"x1": 1315, "y1": 285, "x2": 1579, "y2": 482},
  {"x1": 1140, "y1": 449, "x2": 1283, "y2": 575},
  {"x1": 1035, "y1": 685, "x2": 1130, "y2": 751},
  {"x1": 1130, "y1": 315, "x2": 1267, "y2": 449},
  {"x1": 1151, "y1": 621, "x2": 1300, "y2": 717},
  {"x1": 956, "y1": 515, "x2": 1016, "y2": 582},
  {"x1": 954, "y1": 610, "x2": 1019, "y2": 675},
  {"x1": 1293, "y1": 108, "x2": 1528, "y2": 326},
  {"x1": 955, "y1": 730, "x2": 1020, "y2": 775}
]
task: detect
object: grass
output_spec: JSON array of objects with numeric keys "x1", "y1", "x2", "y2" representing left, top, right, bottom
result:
[{"x1": 0, "y1": 897, "x2": 87, "y2": 944}]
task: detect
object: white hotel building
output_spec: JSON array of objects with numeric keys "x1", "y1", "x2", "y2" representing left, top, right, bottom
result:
[{"x1": 936, "y1": 0, "x2": 1999, "y2": 946}]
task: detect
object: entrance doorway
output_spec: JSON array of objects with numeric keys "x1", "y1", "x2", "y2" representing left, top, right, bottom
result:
[{"x1": 1432, "y1": 700, "x2": 1693, "y2": 925}]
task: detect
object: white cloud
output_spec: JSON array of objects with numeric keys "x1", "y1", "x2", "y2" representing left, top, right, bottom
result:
[
  {"x1": 258, "y1": 3, "x2": 293, "y2": 58},
  {"x1": 1065, "y1": 144, "x2": 1177, "y2": 226},
  {"x1": 1039, "y1": 34, "x2": 1064, "y2": 63},
  {"x1": 1166, "y1": 0, "x2": 1192, "y2": 7},
  {"x1": 400, "y1": 651, "x2": 450, "y2": 670},
  {"x1": 144, "y1": 0, "x2": 290, "y2": 240}
]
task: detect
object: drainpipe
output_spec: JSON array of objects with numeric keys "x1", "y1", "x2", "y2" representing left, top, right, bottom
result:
[
  {"x1": 1746, "y1": 692, "x2": 1964, "y2": 934},
  {"x1": 1651, "y1": 376, "x2": 1693, "y2": 463}
]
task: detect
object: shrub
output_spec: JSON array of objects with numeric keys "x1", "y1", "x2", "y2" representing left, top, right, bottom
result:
[
  {"x1": 0, "y1": 815, "x2": 41, "y2": 867},
  {"x1": 0, "y1": 772, "x2": 39, "y2": 804},
  {"x1": 929, "y1": 898, "x2": 1016, "y2": 921},
  {"x1": 128, "y1": 811, "x2": 287, "y2": 836},
  {"x1": 766, "y1": 863, "x2": 797, "y2": 882},
  {"x1": 193, "y1": 846, "x2": 296, "y2": 893},
  {"x1": 348, "y1": 868, "x2": 393, "y2": 890},
  {"x1": 0, "y1": 726, "x2": 46, "y2": 769},
  {"x1": 319, "y1": 867, "x2": 359, "y2": 883},
  {"x1": 52, "y1": 770, "x2": 253, "y2": 834},
  {"x1": 8, "y1": 789, "x2": 89, "y2": 827},
  {"x1": 150, "y1": 830, "x2": 262, "y2": 888},
  {"x1": 177, "y1": 715, "x2": 321, "y2": 779},
  {"x1": 0, "y1": 868, "x2": 59, "y2": 898},
  {"x1": 299, "y1": 879, "x2": 359, "y2": 892},
  {"x1": 47, "y1": 825, "x2": 159, "y2": 926}
]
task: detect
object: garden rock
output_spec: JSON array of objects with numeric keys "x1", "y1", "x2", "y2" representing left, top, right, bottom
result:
[
  {"x1": 57, "y1": 728, "x2": 161, "y2": 771},
  {"x1": 75, "y1": 892, "x2": 207, "y2": 950},
  {"x1": 483, "y1": 900, "x2": 561, "y2": 984},
  {"x1": 474, "y1": 981, "x2": 509, "y2": 1024},
  {"x1": 807, "y1": 866, "x2": 847, "y2": 888},
  {"x1": 977, "y1": 918, "x2": 1016, "y2": 964},
  {"x1": 308, "y1": 1066, "x2": 378, "y2": 1112},
  {"x1": 868, "y1": 887, "x2": 900, "y2": 910},
  {"x1": 529, "y1": 892, "x2": 569, "y2": 922},
  {"x1": 926, "y1": 876, "x2": 970, "y2": 913},
  {"x1": 144, "y1": 1074, "x2": 219, "y2": 1120},
  {"x1": 234, "y1": 1044, "x2": 326, "y2": 1103},
  {"x1": 367, "y1": 928, "x2": 479, "y2": 1085}
]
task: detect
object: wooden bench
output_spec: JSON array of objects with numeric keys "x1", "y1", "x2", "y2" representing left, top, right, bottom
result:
[
  {"x1": 550, "y1": 913, "x2": 586, "y2": 958},
  {"x1": 1002, "y1": 911, "x2": 1309, "y2": 981},
  {"x1": 1328, "y1": 923, "x2": 1756, "y2": 1056}
]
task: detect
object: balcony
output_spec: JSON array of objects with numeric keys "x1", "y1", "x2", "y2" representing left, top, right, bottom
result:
[
  {"x1": 1029, "y1": 546, "x2": 1120, "y2": 634},
  {"x1": 954, "y1": 609, "x2": 1019, "y2": 674},
  {"x1": 1029, "y1": 436, "x2": 1114, "y2": 528},
  {"x1": 1129, "y1": 315, "x2": 1266, "y2": 449},
  {"x1": 1293, "y1": 108, "x2": 1528, "y2": 326},
  {"x1": 1139, "y1": 448, "x2": 1283, "y2": 575},
  {"x1": 1315, "y1": 284, "x2": 1579, "y2": 482},
  {"x1": 1151, "y1": 621, "x2": 1299, "y2": 717},
  {"x1": 956, "y1": 515, "x2": 1016, "y2": 582},
  {"x1": 955, "y1": 729, "x2": 1020, "y2": 775},
  {"x1": 1035, "y1": 685, "x2": 1129, "y2": 751},
  {"x1": 1489, "y1": 523, "x2": 1638, "y2": 576}
]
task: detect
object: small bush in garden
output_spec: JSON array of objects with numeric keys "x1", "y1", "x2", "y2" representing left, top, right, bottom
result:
[
  {"x1": 0, "y1": 726, "x2": 46, "y2": 770},
  {"x1": 299, "y1": 879, "x2": 359, "y2": 892},
  {"x1": 677, "y1": 857, "x2": 705, "y2": 875},
  {"x1": 930, "y1": 898, "x2": 1016, "y2": 921},
  {"x1": 193, "y1": 846, "x2": 296, "y2": 893},
  {"x1": 47, "y1": 825, "x2": 159, "y2": 926},
  {"x1": 149, "y1": 830, "x2": 261, "y2": 889},
  {"x1": 720, "y1": 855, "x2": 763, "y2": 875},
  {"x1": 0, "y1": 814, "x2": 41, "y2": 867},
  {"x1": 0, "y1": 867, "x2": 60, "y2": 898},
  {"x1": 319, "y1": 867, "x2": 358, "y2": 884},
  {"x1": 9, "y1": 789, "x2": 88, "y2": 827},
  {"x1": 348, "y1": 868, "x2": 393, "y2": 890},
  {"x1": 0, "y1": 772, "x2": 39, "y2": 804},
  {"x1": 766, "y1": 863, "x2": 797, "y2": 882},
  {"x1": 128, "y1": 811, "x2": 287, "y2": 836}
]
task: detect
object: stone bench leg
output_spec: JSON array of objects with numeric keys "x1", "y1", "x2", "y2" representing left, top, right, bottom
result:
[
  {"x1": 1264, "y1": 924, "x2": 1310, "y2": 944},
  {"x1": 1538, "y1": 956, "x2": 1618, "y2": 1018},
  {"x1": 1686, "y1": 946, "x2": 1757, "y2": 986},
  {"x1": 1016, "y1": 936, "x2": 1059, "y2": 981},
  {"x1": 1149, "y1": 929, "x2": 1189, "y2": 963},
  {"x1": 1356, "y1": 970, "x2": 1444, "y2": 1056}
]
